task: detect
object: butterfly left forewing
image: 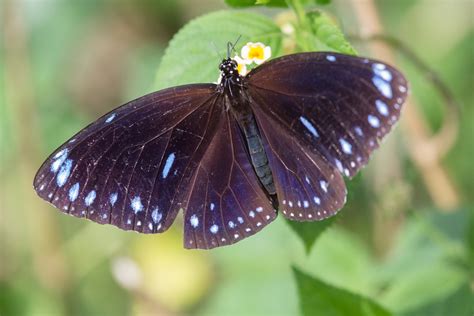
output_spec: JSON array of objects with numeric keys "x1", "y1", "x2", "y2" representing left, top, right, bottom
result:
[{"x1": 34, "y1": 84, "x2": 223, "y2": 233}]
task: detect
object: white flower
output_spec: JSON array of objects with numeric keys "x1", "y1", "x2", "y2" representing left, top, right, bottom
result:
[
  {"x1": 232, "y1": 55, "x2": 250, "y2": 76},
  {"x1": 241, "y1": 42, "x2": 272, "y2": 65}
]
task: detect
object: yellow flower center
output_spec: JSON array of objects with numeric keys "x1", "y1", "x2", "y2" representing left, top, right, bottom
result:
[
  {"x1": 237, "y1": 63, "x2": 245, "y2": 74},
  {"x1": 248, "y1": 46, "x2": 265, "y2": 60}
]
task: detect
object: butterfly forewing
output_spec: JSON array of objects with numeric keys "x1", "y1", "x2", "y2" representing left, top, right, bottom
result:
[
  {"x1": 247, "y1": 52, "x2": 408, "y2": 178},
  {"x1": 34, "y1": 84, "x2": 223, "y2": 233},
  {"x1": 184, "y1": 108, "x2": 277, "y2": 249}
]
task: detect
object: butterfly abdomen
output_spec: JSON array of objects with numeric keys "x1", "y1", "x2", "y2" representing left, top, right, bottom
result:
[{"x1": 235, "y1": 110, "x2": 276, "y2": 195}]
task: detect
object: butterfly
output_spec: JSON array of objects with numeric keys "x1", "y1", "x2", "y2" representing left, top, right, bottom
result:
[{"x1": 34, "y1": 42, "x2": 408, "y2": 249}]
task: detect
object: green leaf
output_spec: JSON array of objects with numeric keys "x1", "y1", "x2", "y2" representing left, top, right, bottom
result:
[
  {"x1": 315, "y1": 0, "x2": 331, "y2": 4},
  {"x1": 380, "y1": 262, "x2": 467, "y2": 313},
  {"x1": 468, "y1": 210, "x2": 474, "y2": 269},
  {"x1": 293, "y1": 267, "x2": 392, "y2": 316},
  {"x1": 155, "y1": 11, "x2": 282, "y2": 90},
  {"x1": 287, "y1": 215, "x2": 337, "y2": 254},
  {"x1": 401, "y1": 283, "x2": 474, "y2": 316},
  {"x1": 376, "y1": 210, "x2": 470, "y2": 313},
  {"x1": 305, "y1": 11, "x2": 357, "y2": 54},
  {"x1": 225, "y1": 0, "x2": 288, "y2": 7}
]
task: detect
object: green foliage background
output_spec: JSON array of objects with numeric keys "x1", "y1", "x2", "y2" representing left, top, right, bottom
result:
[{"x1": 1, "y1": 0, "x2": 473, "y2": 315}]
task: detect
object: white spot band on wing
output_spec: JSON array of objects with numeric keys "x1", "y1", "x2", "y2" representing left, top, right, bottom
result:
[
  {"x1": 162, "y1": 153, "x2": 176, "y2": 178},
  {"x1": 299, "y1": 116, "x2": 319, "y2": 138}
]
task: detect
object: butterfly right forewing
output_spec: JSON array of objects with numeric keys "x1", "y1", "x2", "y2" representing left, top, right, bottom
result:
[{"x1": 246, "y1": 52, "x2": 408, "y2": 179}]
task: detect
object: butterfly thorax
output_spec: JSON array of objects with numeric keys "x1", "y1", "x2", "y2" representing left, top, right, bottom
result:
[
  {"x1": 218, "y1": 58, "x2": 276, "y2": 196},
  {"x1": 218, "y1": 58, "x2": 242, "y2": 95}
]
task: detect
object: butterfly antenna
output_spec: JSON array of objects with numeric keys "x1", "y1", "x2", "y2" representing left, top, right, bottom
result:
[
  {"x1": 227, "y1": 42, "x2": 233, "y2": 59},
  {"x1": 231, "y1": 35, "x2": 242, "y2": 56},
  {"x1": 211, "y1": 41, "x2": 224, "y2": 60},
  {"x1": 227, "y1": 35, "x2": 242, "y2": 58}
]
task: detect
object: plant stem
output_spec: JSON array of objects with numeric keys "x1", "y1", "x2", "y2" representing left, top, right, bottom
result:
[
  {"x1": 286, "y1": 0, "x2": 311, "y2": 51},
  {"x1": 287, "y1": 0, "x2": 306, "y2": 25}
]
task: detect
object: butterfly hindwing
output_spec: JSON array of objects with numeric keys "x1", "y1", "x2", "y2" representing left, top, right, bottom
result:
[
  {"x1": 184, "y1": 108, "x2": 277, "y2": 249},
  {"x1": 34, "y1": 84, "x2": 223, "y2": 233},
  {"x1": 247, "y1": 52, "x2": 408, "y2": 178},
  {"x1": 253, "y1": 105, "x2": 347, "y2": 221}
]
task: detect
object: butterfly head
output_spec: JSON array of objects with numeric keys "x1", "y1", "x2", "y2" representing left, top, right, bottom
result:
[
  {"x1": 218, "y1": 58, "x2": 242, "y2": 90},
  {"x1": 219, "y1": 58, "x2": 239, "y2": 76}
]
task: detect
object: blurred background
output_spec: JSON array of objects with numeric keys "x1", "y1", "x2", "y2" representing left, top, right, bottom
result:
[{"x1": 1, "y1": 0, "x2": 473, "y2": 315}]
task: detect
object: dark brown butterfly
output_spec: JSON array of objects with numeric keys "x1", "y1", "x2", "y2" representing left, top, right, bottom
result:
[{"x1": 34, "y1": 44, "x2": 408, "y2": 249}]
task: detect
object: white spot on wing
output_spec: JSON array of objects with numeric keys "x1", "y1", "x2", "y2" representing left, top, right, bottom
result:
[
  {"x1": 344, "y1": 168, "x2": 350, "y2": 177},
  {"x1": 151, "y1": 208, "x2": 162, "y2": 224},
  {"x1": 51, "y1": 149, "x2": 69, "y2": 173},
  {"x1": 373, "y1": 63, "x2": 392, "y2": 81},
  {"x1": 210, "y1": 203, "x2": 215, "y2": 211},
  {"x1": 314, "y1": 197, "x2": 321, "y2": 206},
  {"x1": 320, "y1": 180, "x2": 328, "y2": 193},
  {"x1": 105, "y1": 113, "x2": 116, "y2": 123},
  {"x1": 339, "y1": 138, "x2": 352, "y2": 155},
  {"x1": 68, "y1": 182, "x2": 80, "y2": 202},
  {"x1": 228, "y1": 221, "x2": 235, "y2": 229},
  {"x1": 162, "y1": 153, "x2": 176, "y2": 179},
  {"x1": 326, "y1": 55, "x2": 336, "y2": 62},
  {"x1": 375, "y1": 99, "x2": 389, "y2": 116},
  {"x1": 372, "y1": 76, "x2": 393, "y2": 98},
  {"x1": 131, "y1": 196, "x2": 143, "y2": 214},
  {"x1": 249, "y1": 211, "x2": 255, "y2": 218},
  {"x1": 368, "y1": 115, "x2": 381, "y2": 128},
  {"x1": 56, "y1": 159, "x2": 73, "y2": 187},
  {"x1": 109, "y1": 192, "x2": 118, "y2": 206},
  {"x1": 190, "y1": 214, "x2": 199, "y2": 228},
  {"x1": 53, "y1": 149, "x2": 66, "y2": 159},
  {"x1": 210, "y1": 224, "x2": 219, "y2": 234},
  {"x1": 85, "y1": 190, "x2": 96, "y2": 206},
  {"x1": 335, "y1": 159, "x2": 344, "y2": 173},
  {"x1": 299, "y1": 116, "x2": 319, "y2": 138}
]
